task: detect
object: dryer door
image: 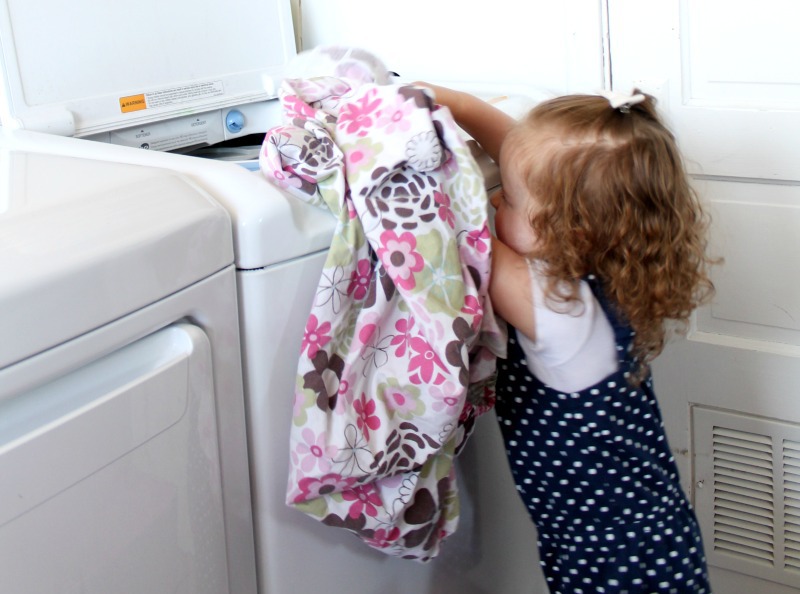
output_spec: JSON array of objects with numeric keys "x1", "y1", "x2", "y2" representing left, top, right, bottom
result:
[{"x1": 0, "y1": 323, "x2": 229, "y2": 594}]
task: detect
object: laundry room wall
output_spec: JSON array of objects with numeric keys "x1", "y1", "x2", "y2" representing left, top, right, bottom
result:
[{"x1": 291, "y1": 0, "x2": 607, "y2": 98}]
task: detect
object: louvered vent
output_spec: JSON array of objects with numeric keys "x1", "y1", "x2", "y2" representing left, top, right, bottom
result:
[
  {"x1": 784, "y1": 440, "x2": 800, "y2": 572},
  {"x1": 693, "y1": 407, "x2": 800, "y2": 588},
  {"x1": 711, "y1": 427, "x2": 774, "y2": 564}
]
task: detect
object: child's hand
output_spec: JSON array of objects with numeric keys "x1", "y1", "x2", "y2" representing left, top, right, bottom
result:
[
  {"x1": 412, "y1": 82, "x2": 515, "y2": 163},
  {"x1": 412, "y1": 82, "x2": 465, "y2": 114}
]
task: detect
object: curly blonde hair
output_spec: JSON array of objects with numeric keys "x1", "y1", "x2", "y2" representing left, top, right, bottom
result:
[{"x1": 504, "y1": 91, "x2": 716, "y2": 380}]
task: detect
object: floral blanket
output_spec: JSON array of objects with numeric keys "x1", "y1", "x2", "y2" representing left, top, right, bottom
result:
[{"x1": 260, "y1": 47, "x2": 506, "y2": 560}]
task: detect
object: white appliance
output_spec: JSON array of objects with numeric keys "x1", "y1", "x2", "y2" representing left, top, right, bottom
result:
[
  {"x1": 0, "y1": 147, "x2": 256, "y2": 593},
  {"x1": 0, "y1": 0, "x2": 542, "y2": 592}
]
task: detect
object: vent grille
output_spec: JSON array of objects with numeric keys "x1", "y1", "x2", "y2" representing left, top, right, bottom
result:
[
  {"x1": 784, "y1": 440, "x2": 800, "y2": 572},
  {"x1": 712, "y1": 427, "x2": 774, "y2": 563},
  {"x1": 693, "y1": 407, "x2": 800, "y2": 588}
]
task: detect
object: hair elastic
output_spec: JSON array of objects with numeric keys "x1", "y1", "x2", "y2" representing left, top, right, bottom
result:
[{"x1": 596, "y1": 89, "x2": 645, "y2": 113}]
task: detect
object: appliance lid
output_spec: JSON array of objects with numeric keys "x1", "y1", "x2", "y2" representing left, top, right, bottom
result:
[
  {"x1": 0, "y1": 0, "x2": 296, "y2": 137},
  {"x1": 0, "y1": 139, "x2": 234, "y2": 368}
]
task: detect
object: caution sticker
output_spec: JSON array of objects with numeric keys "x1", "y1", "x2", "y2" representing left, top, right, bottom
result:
[
  {"x1": 119, "y1": 81, "x2": 225, "y2": 113},
  {"x1": 120, "y1": 94, "x2": 147, "y2": 113}
]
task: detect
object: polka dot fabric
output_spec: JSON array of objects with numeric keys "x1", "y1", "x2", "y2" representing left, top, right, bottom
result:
[{"x1": 494, "y1": 276, "x2": 711, "y2": 593}]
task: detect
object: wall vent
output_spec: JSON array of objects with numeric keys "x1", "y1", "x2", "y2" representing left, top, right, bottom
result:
[
  {"x1": 784, "y1": 441, "x2": 800, "y2": 571},
  {"x1": 693, "y1": 407, "x2": 800, "y2": 588}
]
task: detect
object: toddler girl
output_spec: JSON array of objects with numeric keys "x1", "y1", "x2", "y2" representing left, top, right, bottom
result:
[{"x1": 424, "y1": 84, "x2": 715, "y2": 593}]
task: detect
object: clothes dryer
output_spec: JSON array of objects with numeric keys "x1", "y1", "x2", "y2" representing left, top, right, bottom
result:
[{"x1": 0, "y1": 143, "x2": 255, "y2": 593}]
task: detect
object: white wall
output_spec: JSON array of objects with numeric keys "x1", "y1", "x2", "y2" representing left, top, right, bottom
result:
[{"x1": 293, "y1": 0, "x2": 607, "y2": 99}]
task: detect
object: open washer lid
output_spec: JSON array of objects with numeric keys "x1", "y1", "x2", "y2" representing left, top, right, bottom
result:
[{"x1": 0, "y1": 0, "x2": 295, "y2": 137}]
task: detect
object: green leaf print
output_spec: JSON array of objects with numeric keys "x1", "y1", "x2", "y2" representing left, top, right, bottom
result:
[
  {"x1": 376, "y1": 378, "x2": 426, "y2": 420},
  {"x1": 326, "y1": 210, "x2": 368, "y2": 271},
  {"x1": 435, "y1": 438, "x2": 457, "y2": 482},
  {"x1": 414, "y1": 230, "x2": 465, "y2": 315},
  {"x1": 294, "y1": 496, "x2": 329, "y2": 518},
  {"x1": 446, "y1": 146, "x2": 488, "y2": 227},
  {"x1": 292, "y1": 375, "x2": 317, "y2": 427}
]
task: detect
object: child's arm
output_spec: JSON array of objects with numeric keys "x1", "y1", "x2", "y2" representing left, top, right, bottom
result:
[
  {"x1": 415, "y1": 83, "x2": 516, "y2": 163},
  {"x1": 489, "y1": 237, "x2": 536, "y2": 342},
  {"x1": 417, "y1": 84, "x2": 535, "y2": 338}
]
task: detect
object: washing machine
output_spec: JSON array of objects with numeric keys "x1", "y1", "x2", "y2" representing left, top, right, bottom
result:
[
  {"x1": 0, "y1": 0, "x2": 542, "y2": 592},
  {"x1": 0, "y1": 144, "x2": 256, "y2": 593}
]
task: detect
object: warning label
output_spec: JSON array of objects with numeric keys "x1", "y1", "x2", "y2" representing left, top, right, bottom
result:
[
  {"x1": 120, "y1": 94, "x2": 146, "y2": 113},
  {"x1": 119, "y1": 81, "x2": 225, "y2": 113}
]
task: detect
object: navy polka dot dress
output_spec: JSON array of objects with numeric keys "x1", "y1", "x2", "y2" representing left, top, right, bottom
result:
[{"x1": 494, "y1": 276, "x2": 711, "y2": 593}]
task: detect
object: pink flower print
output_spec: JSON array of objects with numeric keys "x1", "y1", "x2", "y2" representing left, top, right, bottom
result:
[
  {"x1": 461, "y1": 294, "x2": 482, "y2": 318},
  {"x1": 302, "y1": 314, "x2": 332, "y2": 359},
  {"x1": 386, "y1": 388, "x2": 413, "y2": 414},
  {"x1": 364, "y1": 527, "x2": 401, "y2": 549},
  {"x1": 459, "y1": 399, "x2": 476, "y2": 423},
  {"x1": 338, "y1": 88, "x2": 382, "y2": 137},
  {"x1": 282, "y1": 94, "x2": 317, "y2": 120},
  {"x1": 291, "y1": 78, "x2": 351, "y2": 110},
  {"x1": 353, "y1": 312, "x2": 381, "y2": 348},
  {"x1": 377, "y1": 230, "x2": 424, "y2": 291},
  {"x1": 466, "y1": 225, "x2": 491, "y2": 255},
  {"x1": 342, "y1": 484, "x2": 383, "y2": 520},
  {"x1": 293, "y1": 427, "x2": 336, "y2": 474},
  {"x1": 379, "y1": 379, "x2": 423, "y2": 418},
  {"x1": 347, "y1": 258, "x2": 373, "y2": 300},
  {"x1": 338, "y1": 377, "x2": 350, "y2": 398},
  {"x1": 292, "y1": 389, "x2": 313, "y2": 422},
  {"x1": 462, "y1": 294, "x2": 484, "y2": 330},
  {"x1": 268, "y1": 167, "x2": 304, "y2": 192},
  {"x1": 346, "y1": 148, "x2": 366, "y2": 169},
  {"x1": 345, "y1": 192, "x2": 358, "y2": 220},
  {"x1": 263, "y1": 134, "x2": 306, "y2": 192},
  {"x1": 376, "y1": 94, "x2": 413, "y2": 135},
  {"x1": 293, "y1": 473, "x2": 356, "y2": 504},
  {"x1": 430, "y1": 381, "x2": 462, "y2": 415},
  {"x1": 390, "y1": 315, "x2": 415, "y2": 357},
  {"x1": 410, "y1": 301, "x2": 432, "y2": 325},
  {"x1": 292, "y1": 391, "x2": 305, "y2": 418},
  {"x1": 434, "y1": 191, "x2": 456, "y2": 229},
  {"x1": 333, "y1": 372, "x2": 359, "y2": 415},
  {"x1": 456, "y1": 241, "x2": 482, "y2": 274},
  {"x1": 353, "y1": 392, "x2": 381, "y2": 440},
  {"x1": 344, "y1": 140, "x2": 379, "y2": 176},
  {"x1": 408, "y1": 336, "x2": 448, "y2": 385},
  {"x1": 359, "y1": 322, "x2": 392, "y2": 370}
]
